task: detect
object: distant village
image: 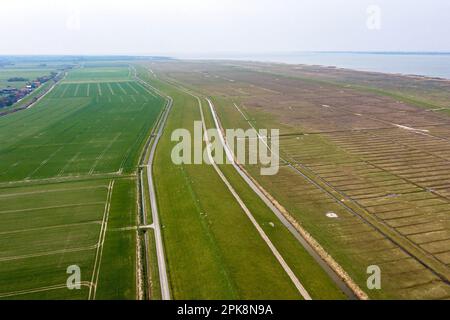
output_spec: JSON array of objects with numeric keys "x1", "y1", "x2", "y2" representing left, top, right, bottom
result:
[{"x1": 0, "y1": 72, "x2": 58, "y2": 108}]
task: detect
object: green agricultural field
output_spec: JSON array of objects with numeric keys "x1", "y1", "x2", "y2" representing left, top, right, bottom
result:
[
  {"x1": 0, "y1": 179, "x2": 107, "y2": 299},
  {"x1": 0, "y1": 64, "x2": 164, "y2": 299},
  {"x1": 0, "y1": 177, "x2": 138, "y2": 300},
  {"x1": 64, "y1": 67, "x2": 132, "y2": 82},
  {"x1": 0, "y1": 73, "x2": 164, "y2": 183}
]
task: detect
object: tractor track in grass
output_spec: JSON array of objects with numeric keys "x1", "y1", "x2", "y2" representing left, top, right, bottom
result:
[
  {"x1": 0, "y1": 282, "x2": 93, "y2": 299},
  {"x1": 88, "y1": 180, "x2": 114, "y2": 300},
  {"x1": 0, "y1": 245, "x2": 99, "y2": 263}
]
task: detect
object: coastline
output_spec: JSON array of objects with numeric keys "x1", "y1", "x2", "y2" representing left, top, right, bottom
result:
[
  {"x1": 210, "y1": 58, "x2": 450, "y2": 82},
  {"x1": 182, "y1": 51, "x2": 450, "y2": 81}
]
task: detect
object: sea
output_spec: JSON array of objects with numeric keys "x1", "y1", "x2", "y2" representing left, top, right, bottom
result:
[{"x1": 184, "y1": 52, "x2": 450, "y2": 80}]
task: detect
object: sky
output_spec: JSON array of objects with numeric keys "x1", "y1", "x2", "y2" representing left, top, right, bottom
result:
[{"x1": 0, "y1": 0, "x2": 449, "y2": 56}]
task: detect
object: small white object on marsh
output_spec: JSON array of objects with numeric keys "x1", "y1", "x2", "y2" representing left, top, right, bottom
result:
[{"x1": 326, "y1": 212, "x2": 339, "y2": 218}]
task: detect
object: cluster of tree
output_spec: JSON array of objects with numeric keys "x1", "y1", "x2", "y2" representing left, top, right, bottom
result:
[
  {"x1": 7, "y1": 77, "x2": 29, "y2": 82},
  {"x1": 35, "y1": 72, "x2": 57, "y2": 84},
  {"x1": 0, "y1": 96, "x2": 15, "y2": 107}
]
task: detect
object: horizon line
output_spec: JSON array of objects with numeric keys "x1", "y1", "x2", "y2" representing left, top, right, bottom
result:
[{"x1": 2, "y1": 51, "x2": 450, "y2": 58}]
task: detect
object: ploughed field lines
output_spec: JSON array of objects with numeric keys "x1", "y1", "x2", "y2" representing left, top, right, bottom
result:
[
  {"x1": 254, "y1": 163, "x2": 450, "y2": 298},
  {"x1": 0, "y1": 180, "x2": 110, "y2": 299},
  {"x1": 64, "y1": 66, "x2": 132, "y2": 83},
  {"x1": 51, "y1": 81, "x2": 149, "y2": 100},
  {"x1": 278, "y1": 126, "x2": 450, "y2": 298},
  {"x1": 323, "y1": 130, "x2": 450, "y2": 252},
  {"x1": 0, "y1": 80, "x2": 163, "y2": 183}
]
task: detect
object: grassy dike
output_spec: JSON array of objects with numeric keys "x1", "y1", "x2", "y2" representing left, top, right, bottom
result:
[
  {"x1": 200, "y1": 97, "x2": 346, "y2": 300},
  {"x1": 135, "y1": 65, "x2": 346, "y2": 299}
]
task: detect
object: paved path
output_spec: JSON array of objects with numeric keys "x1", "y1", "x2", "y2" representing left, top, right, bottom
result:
[
  {"x1": 132, "y1": 66, "x2": 172, "y2": 300},
  {"x1": 138, "y1": 74, "x2": 173, "y2": 300}
]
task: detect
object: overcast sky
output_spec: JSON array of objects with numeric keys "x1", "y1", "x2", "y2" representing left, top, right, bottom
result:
[{"x1": 1, "y1": 0, "x2": 449, "y2": 56}]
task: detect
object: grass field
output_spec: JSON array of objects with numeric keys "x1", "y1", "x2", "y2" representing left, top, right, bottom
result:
[
  {"x1": 64, "y1": 66, "x2": 132, "y2": 82},
  {"x1": 0, "y1": 179, "x2": 106, "y2": 299},
  {"x1": 0, "y1": 64, "x2": 164, "y2": 299},
  {"x1": 0, "y1": 69, "x2": 164, "y2": 182}
]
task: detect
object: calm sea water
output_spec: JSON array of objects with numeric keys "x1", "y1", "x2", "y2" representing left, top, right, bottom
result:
[{"x1": 191, "y1": 52, "x2": 450, "y2": 79}]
